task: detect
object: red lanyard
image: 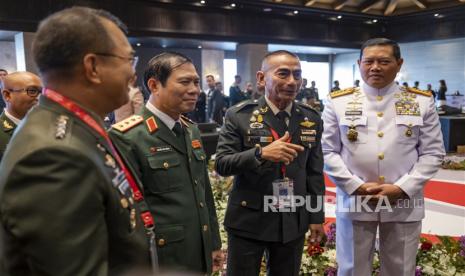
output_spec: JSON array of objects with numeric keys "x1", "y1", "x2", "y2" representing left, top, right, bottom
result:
[
  {"x1": 43, "y1": 89, "x2": 154, "y2": 229},
  {"x1": 270, "y1": 128, "x2": 291, "y2": 177}
]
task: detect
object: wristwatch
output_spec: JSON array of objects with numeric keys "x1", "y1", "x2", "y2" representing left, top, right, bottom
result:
[{"x1": 254, "y1": 144, "x2": 263, "y2": 160}]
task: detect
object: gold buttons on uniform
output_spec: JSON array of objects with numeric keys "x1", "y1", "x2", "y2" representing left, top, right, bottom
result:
[
  {"x1": 203, "y1": 225, "x2": 208, "y2": 232},
  {"x1": 379, "y1": 175, "x2": 385, "y2": 183},
  {"x1": 377, "y1": 131, "x2": 384, "y2": 138},
  {"x1": 378, "y1": 153, "x2": 384, "y2": 160},
  {"x1": 163, "y1": 162, "x2": 169, "y2": 169},
  {"x1": 241, "y1": 201, "x2": 247, "y2": 207},
  {"x1": 199, "y1": 202, "x2": 204, "y2": 208},
  {"x1": 377, "y1": 112, "x2": 384, "y2": 117},
  {"x1": 376, "y1": 96, "x2": 383, "y2": 101},
  {"x1": 158, "y1": 239, "x2": 165, "y2": 247}
]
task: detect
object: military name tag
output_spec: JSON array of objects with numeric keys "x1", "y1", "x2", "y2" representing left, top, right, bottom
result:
[
  {"x1": 301, "y1": 135, "x2": 316, "y2": 142},
  {"x1": 153, "y1": 145, "x2": 172, "y2": 153},
  {"x1": 301, "y1": 129, "x2": 316, "y2": 135},
  {"x1": 260, "y1": 136, "x2": 273, "y2": 143},
  {"x1": 345, "y1": 110, "x2": 363, "y2": 116}
]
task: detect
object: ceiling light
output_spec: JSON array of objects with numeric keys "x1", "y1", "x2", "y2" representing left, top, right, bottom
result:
[
  {"x1": 136, "y1": 43, "x2": 141, "y2": 47},
  {"x1": 337, "y1": 15, "x2": 342, "y2": 19},
  {"x1": 434, "y1": 13, "x2": 439, "y2": 17},
  {"x1": 230, "y1": 3, "x2": 236, "y2": 7},
  {"x1": 200, "y1": 0, "x2": 206, "y2": 4},
  {"x1": 162, "y1": 44, "x2": 167, "y2": 48},
  {"x1": 263, "y1": 8, "x2": 272, "y2": 12},
  {"x1": 293, "y1": 10, "x2": 299, "y2": 14},
  {"x1": 372, "y1": 19, "x2": 378, "y2": 23},
  {"x1": 198, "y1": 45, "x2": 202, "y2": 49}
]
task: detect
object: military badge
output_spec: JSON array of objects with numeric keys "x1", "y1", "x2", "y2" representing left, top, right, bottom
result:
[
  {"x1": 347, "y1": 125, "x2": 358, "y2": 142},
  {"x1": 257, "y1": 114, "x2": 264, "y2": 123},
  {"x1": 259, "y1": 106, "x2": 268, "y2": 114},
  {"x1": 301, "y1": 129, "x2": 316, "y2": 135},
  {"x1": 120, "y1": 197, "x2": 129, "y2": 209},
  {"x1": 249, "y1": 115, "x2": 257, "y2": 123},
  {"x1": 3, "y1": 120, "x2": 13, "y2": 130},
  {"x1": 260, "y1": 136, "x2": 273, "y2": 143},
  {"x1": 130, "y1": 208, "x2": 137, "y2": 229},
  {"x1": 253, "y1": 110, "x2": 260, "y2": 116},
  {"x1": 105, "y1": 154, "x2": 116, "y2": 168},
  {"x1": 405, "y1": 123, "x2": 413, "y2": 137},
  {"x1": 55, "y1": 115, "x2": 69, "y2": 139},
  {"x1": 300, "y1": 120, "x2": 315, "y2": 128},
  {"x1": 96, "y1": 143, "x2": 106, "y2": 152},
  {"x1": 152, "y1": 145, "x2": 172, "y2": 153},
  {"x1": 250, "y1": 122, "x2": 264, "y2": 129}
]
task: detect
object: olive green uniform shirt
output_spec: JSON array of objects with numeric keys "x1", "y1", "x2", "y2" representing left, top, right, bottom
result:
[
  {"x1": 0, "y1": 111, "x2": 16, "y2": 162},
  {"x1": 110, "y1": 106, "x2": 221, "y2": 274}
]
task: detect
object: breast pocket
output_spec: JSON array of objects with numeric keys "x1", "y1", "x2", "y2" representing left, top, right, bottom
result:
[
  {"x1": 395, "y1": 116, "x2": 423, "y2": 144},
  {"x1": 146, "y1": 152, "x2": 184, "y2": 193},
  {"x1": 339, "y1": 116, "x2": 368, "y2": 144}
]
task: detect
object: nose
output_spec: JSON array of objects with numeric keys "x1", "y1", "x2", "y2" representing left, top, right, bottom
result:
[{"x1": 370, "y1": 61, "x2": 381, "y2": 71}]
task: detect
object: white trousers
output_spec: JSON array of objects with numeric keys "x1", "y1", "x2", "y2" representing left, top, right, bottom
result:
[{"x1": 336, "y1": 216, "x2": 421, "y2": 276}]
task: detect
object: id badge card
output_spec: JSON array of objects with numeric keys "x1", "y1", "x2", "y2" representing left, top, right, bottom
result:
[{"x1": 272, "y1": 178, "x2": 294, "y2": 209}]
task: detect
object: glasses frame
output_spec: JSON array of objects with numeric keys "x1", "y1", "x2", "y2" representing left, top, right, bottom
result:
[
  {"x1": 94, "y1": 53, "x2": 139, "y2": 69},
  {"x1": 3, "y1": 87, "x2": 42, "y2": 97}
]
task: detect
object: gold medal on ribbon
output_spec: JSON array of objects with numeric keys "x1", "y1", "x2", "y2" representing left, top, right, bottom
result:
[
  {"x1": 257, "y1": 114, "x2": 263, "y2": 123},
  {"x1": 130, "y1": 208, "x2": 137, "y2": 229},
  {"x1": 405, "y1": 123, "x2": 413, "y2": 137},
  {"x1": 347, "y1": 125, "x2": 358, "y2": 142}
]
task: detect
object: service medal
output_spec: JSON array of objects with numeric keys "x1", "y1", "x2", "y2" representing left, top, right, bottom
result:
[
  {"x1": 250, "y1": 122, "x2": 264, "y2": 129},
  {"x1": 347, "y1": 126, "x2": 358, "y2": 142}
]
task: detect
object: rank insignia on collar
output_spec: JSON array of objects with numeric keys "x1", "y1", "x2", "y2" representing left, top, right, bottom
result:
[
  {"x1": 300, "y1": 121, "x2": 315, "y2": 128},
  {"x1": 192, "y1": 139, "x2": 202, "y2": 149},
  {"x1": 3, "y1": 120, "x2": 13, "y2": 130},
  {"x1": 250, "y1": 122, "x2": 264, "y2": 129},
  {"x1": 145, "y1": 117, "x2": 158, "y2": 133}
]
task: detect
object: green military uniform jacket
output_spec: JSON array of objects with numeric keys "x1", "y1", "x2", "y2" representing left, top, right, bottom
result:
[
  {"x1": 0, "y1": 96, "x2": 150, "y2": 276},
  {"x1": 110, "y1": 106, "x2": 221, "y2": 274},
  {"x1": 0, "y1": 111, "x2": 17, "y2": 162}
]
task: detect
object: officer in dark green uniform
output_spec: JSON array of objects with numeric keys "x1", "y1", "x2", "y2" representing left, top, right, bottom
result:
[
  {"x1": 110, "y1": 52, "x2": 223, "y2": 274},
  {"x1": 0, "y1": 71, "x2": 42, "y2": 161},
  {"x1": 215, "y1": 50, "x2": 325, "y2": 276},
  {"x1": 0, "y1": 7, "x2": 152, "y2": 275}
]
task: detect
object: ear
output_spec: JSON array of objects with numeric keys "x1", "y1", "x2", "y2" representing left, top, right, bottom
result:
[
  {"x1": 82, "y1": 54, "x2": 102, "y2": 85},
  {"x1": 147, "y1": 77, "x2": 161, "y2": 96},
  {"x1": 357, "y1": 59, "x2": 361, "y2": 68},
  {"x1": 2, "y1": 89, "x2": 11, "y2": 103},
  {"x1": 396, "y1": 58, "x2": 404, "y2": 70},
  {"x1": 256, "y1": 71, "x2": 265, "y2": 87}
]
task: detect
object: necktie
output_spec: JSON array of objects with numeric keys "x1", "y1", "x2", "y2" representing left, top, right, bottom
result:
[
  {"x1": 276, "y1": 110, "x2": 289, "y2": 131},
  {"x1": 172, "y1": 122, "x2": 184, "y2": 137}
]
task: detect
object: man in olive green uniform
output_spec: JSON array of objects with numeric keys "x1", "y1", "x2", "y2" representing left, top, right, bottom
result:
[
  {"x1": 111, "y1": 52, "x2": 223, "y2": 274},
  {"x1": 0, "y1": 71, "x2": 42, "y2": 161},
  {"x1": 0, "y1": 7, "x2": 151, "y2": 275}
]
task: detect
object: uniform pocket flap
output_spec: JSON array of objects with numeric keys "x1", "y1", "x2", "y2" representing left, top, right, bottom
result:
[
  {"x1": 148, "y1": 154, "x2": 180, "y2": 170},
  {"x1": 155, "y1": 225, "x2": 185, "y2": 244},
  {"x1": 395, "y1": 116, "x2": 423, "y2": 126},
  {"x1": 230, "y1": 190, "x2": 262, "y2": 210},
  {"x1": 340, "y1": 116, "x2": 367, "y2": 127}
]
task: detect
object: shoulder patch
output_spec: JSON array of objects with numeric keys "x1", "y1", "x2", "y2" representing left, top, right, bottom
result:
[
  {"x1": 330, "y1": 87, "x2": 357, "y2": 99},
  {"x1": 407, "y1": 87, "x2": 432, "y2": 97},
  {"x1": 234, "y1": 100, "x2": 258, "y2": 112},
  {"x1": 112, "y1": 115, "x2": 143, "y2": 133},
  {"x1": 145, "y1": 116, "x2": 158, "y2": 133}
]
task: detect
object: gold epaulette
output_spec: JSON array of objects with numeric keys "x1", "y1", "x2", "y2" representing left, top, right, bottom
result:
[
  {"x1": 407, "y1": 87, "x2": 432, "y2": 97},
  {"x1": 112, "y1": 115, "x2": 143, "y2": 132},
  {"x1": 180, "y1": 115, "x2": 194, "y2": 127},
  {"x1": 329, "y1": 87, "x2": 357, "y2": 99}
]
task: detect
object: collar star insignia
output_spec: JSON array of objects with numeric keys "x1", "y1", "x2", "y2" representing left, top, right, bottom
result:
[
  {"x1": 3, "y1": 120, "x2": 13, "y2": 130},
  {"x1": 259, "y1": 106, "x2": 268, "y2": 114}
]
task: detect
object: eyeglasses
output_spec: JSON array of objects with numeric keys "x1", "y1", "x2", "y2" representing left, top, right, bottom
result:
[
  {"x1": 4, "y1": 87, "x2": 42, "y2": 97},
  {"x1": 95, "y1": 53, "x2": 139, "y2": 69}
]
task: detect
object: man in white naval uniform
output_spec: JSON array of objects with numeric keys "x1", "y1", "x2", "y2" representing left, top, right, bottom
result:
[{"x1": 322, "y1": 38, "x2": 445, "y2": 276}]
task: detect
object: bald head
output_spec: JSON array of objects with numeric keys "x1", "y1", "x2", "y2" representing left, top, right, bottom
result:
[{"x1": 2, "y1": 71, "x2": 42, "y2": 119}]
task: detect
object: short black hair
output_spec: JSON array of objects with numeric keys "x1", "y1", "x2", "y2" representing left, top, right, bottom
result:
[
  {"x1": 0, "y1": 69, "x2": 7, "y2": 73},
  {"x1": 32, "y1": 6, "x2": 128, "y2": 77},
  {"x1": 261, "y1": 50, "x2": 300, "y2": 71},
  {"x1": 360, "y1": 38, "x2": 401, "y2": 60},
  {"x1": 144, "y1": 51, "x2": 193, "y2": 90},
  {"x1": 206, "y1": 74, "x2": 215, "y2": 80}
]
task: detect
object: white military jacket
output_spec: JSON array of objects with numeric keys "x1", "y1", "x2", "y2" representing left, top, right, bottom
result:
[{"x1": 322, "y1": 82, "x2": 445, "y2": 222}]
